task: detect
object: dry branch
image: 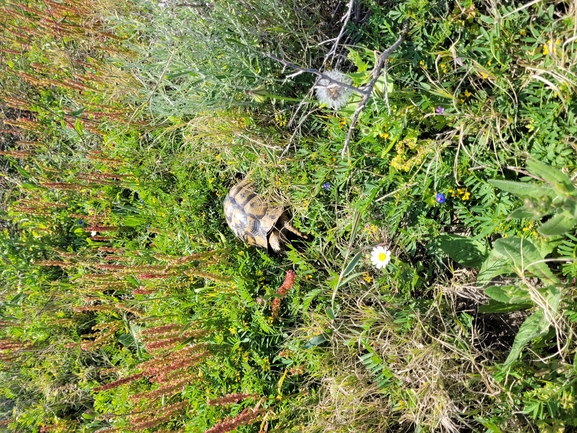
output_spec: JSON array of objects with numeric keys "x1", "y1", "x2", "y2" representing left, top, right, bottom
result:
[{"x1": 268, "y1": 20, "x2": 410, "y2": 159}]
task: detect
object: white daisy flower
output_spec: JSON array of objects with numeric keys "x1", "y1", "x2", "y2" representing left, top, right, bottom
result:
[
  {"x1": 315, "y1": 70, "x2": 353, "y2": 110},
  {"x1": 91, "y1": 231, "x2": 97, "y2": 237},
  {"x1": 370, "y1": 245, "x2": 391, "y2": 269}
]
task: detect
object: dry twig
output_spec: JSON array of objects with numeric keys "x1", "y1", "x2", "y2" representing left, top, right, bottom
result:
[
  {"x1": 341, "y1": 20, "x2": 409, "y2": 159},
  {"x1": 269, "y1": 20, "x2": 410, "y2": 159}
]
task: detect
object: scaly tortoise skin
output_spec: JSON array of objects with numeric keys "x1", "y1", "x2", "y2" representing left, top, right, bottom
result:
[{"x1": 223, "y1": 178, "x2": 303, "y2": 252}]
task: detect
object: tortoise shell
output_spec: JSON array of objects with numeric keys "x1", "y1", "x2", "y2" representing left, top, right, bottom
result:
[{"x1": 223, "y1": 179, "x2": 284, "y2": 249}]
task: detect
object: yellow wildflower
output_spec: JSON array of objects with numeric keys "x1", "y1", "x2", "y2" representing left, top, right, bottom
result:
[{"x1": 362, "y1": 272, "x2": 373, "y2": 283}]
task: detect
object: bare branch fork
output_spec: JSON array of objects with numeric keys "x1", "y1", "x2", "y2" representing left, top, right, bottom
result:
[
  {"x1": 341, "y1": 19, "x2": 409, "y2": 159},
  {"x1": 267, "y1": 20, "x2": 409, "y2": 159},
  {"x1": 265, "y1": 54, "x2": 364, "y2": 95}
]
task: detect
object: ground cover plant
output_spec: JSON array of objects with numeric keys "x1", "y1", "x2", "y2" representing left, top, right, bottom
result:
[{"x1": 1, "y1": 0, "x2": 576, "y2": 431}]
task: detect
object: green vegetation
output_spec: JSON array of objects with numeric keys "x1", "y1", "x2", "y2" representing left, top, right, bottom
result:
[{"x1": 1, "y1": 0, "x2": 576, "y2": 431}]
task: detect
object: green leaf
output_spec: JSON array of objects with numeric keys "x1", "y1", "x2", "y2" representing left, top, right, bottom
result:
[
  {"x1": 301, "y1": 288, "x2": 322, "y2": 312},
  {"x1": 326, "y1": 307, "x2": 335, "y2": 320},
  {"x1": 477, "y1": 248, "x2": 516, "y2": 286},
  {"x1": 538, "y1": 211, "x2": 577, "y2": 236},
  {"x1": 504, "y1": 309, "x2": 550, "y2": 367},
  {"x1": 527, "y1": 159, "x2": 576, "y2": 195},
  {"x1": 493, "y1": 237, "x2": 559, "y2": 286},
  {"x1": 509, "y1": 206, "x2": 539, "y2": 219},
  {"x1": 118, "y1": 333, "x2": 136, "y2": 348},
  {"x1": 479, "y1": 299, "x2": 533, "y2": 313},
  {"x1": 343, "y1": 250, "x2": 363, "y2": 277},
  {"x1": 485, "y1": 285, "x2": 531, "y2": 304},
  {"x1": 542, "y1": 286, "x2": 562, "y2": 315},
  {"x1": 302, "y1": 334, "x2": 327, "y2": 349},
  {"x1": 480, "y1": 15, "x2": 495, "y2": 24},
  {"x1": 488, "y1": 179, "x2": 554, "y2": 198},
  {"x1": 437, "y1": 234, "x2": 488, "y2": 268}
]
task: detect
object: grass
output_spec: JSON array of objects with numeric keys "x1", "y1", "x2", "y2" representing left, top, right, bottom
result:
[{"x1": 1, "y1": 0, "x2": 577, "y2": 432}]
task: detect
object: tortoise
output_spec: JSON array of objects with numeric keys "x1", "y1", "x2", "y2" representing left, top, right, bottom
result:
[{"x1": 223, "y1": 178, "x2": 304, "y2": 252}]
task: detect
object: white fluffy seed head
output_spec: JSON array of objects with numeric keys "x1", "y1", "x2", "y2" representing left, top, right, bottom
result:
[{"x1": 315, "y1": 70, "x2": 353, "y2": 110}]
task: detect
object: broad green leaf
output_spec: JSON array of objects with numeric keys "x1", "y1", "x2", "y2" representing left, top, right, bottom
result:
[
  {"x1": 437, "y1": 234, "x2": 488, "y2": 268},
  {"x1": 302, "y1": 334, "x2": 327, "y2": 349},
  {"x1": 479, "y1": 299, "x2": 533, "y2": 313},
  {"x1": 541, "y1": 286, "x2": 562, "y2": 315},
  {"x1": 493, "y1": 237, "x2": 559, "y2": 286},
  {"x1": 20, "y1": 182, "x2": 42, "y2": 190},
  {"x1": 343, "y1": 250, "x2": 363, "y2": 277},
  {"x1": 504, "y1": 310, "x2": 550, "y2": 367},
  {"x1": 527, "y1": 159, "x2": 576, "y2": 195},
  {"x1": 488, "y1": 179, "x2": 555, "y2": 198},
  {"x1": 477, "y1": 248, "x2": 515, "y2": 286},
  {"x1": 118, "y1": 333, "x2": 136, "y2": 348},
  {"x1": 509, "y1": 205, "x2": 539, "y2": 219},
  {"x1": 538, "y1": 211, "x2": 576, "y2": 236},
  {"x1": 485, "y1": 285, "x2": 532, "y2": 304},
  {"x1": 301, "y1": 288, "x2": 322, "y2": 312}
]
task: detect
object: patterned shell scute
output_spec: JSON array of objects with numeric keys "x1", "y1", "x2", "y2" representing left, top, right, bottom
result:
[{"x1": 223, "y1": 180, "x2": 284, "y2": 248}]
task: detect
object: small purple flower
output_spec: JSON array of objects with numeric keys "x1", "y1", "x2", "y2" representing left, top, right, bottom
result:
[
  {"x1": 435, "y1": 106, "x2": 445, "y2": 114},
  {"x1": 323, "y1": 182, "x2": 331, "y2": 191},
  {"x1": 78, "y1": 219, "x2": 83, "y2": 225},
  {"x1": 435, "y1": 193, "x2": 446, "y2": 203}
]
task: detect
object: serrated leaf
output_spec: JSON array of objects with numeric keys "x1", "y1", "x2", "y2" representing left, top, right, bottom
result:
[
  {"x1": 301, "y1": 288, "x2": 322, "y2": 312},
  {"x1": 509, "y1": 206, "x2": 539, "y2": 219},
  {"x1": 493, "y1": 237, "x2": 559, "y2": 286},
  {"x1": 538, "y1": 212, "x2": 576, "y2": 236},
  {"x1": 477, "y1": 248, "x2": 515, "y2": 286},
  {"x1": 437, "y1": 234, "x2": 488, "y2": 268},
  {"x1": 527, "y1": 159, "x2": 576, "y2": 194},
  {"x1": 485, "y1": 285, "x2": 531, "y2": 304},
  {"x1": 488, "y1": 179, "x2": 554, "y2": 198},
  {"x1": 504, "y1": 310, "x2": 550, "y2": 367},
  {"x1": 479, "y1": 299, "x2": 533, "y2": 313}
]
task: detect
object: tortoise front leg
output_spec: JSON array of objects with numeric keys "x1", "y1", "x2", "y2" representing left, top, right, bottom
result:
[
  {"x1": 277, "y1": 213, "x2": 306, "y2": 239},
  {"x1": 268, "y1": 231, "x2": 283, "y2": 253}
]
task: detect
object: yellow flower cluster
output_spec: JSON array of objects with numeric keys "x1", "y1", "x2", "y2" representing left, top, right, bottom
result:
[
  {"x1": 542, "y1": 39, "x2": 562, "y2": 56},
  {"x1": 362, "y1": 272, "x2": 373, "y2": 283},
  {"x1": 448, "y1": 187, "x2": 471, "y2": 201},
  {"x1": 390, "y1": 138, "x2": 433, "y2": 172},
  {"x1": 275, "y1": 113, "x2": 287, "y2": 127},
  {"x1": 522, "y1": 222, "x2": 538, "y2": 237}
]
